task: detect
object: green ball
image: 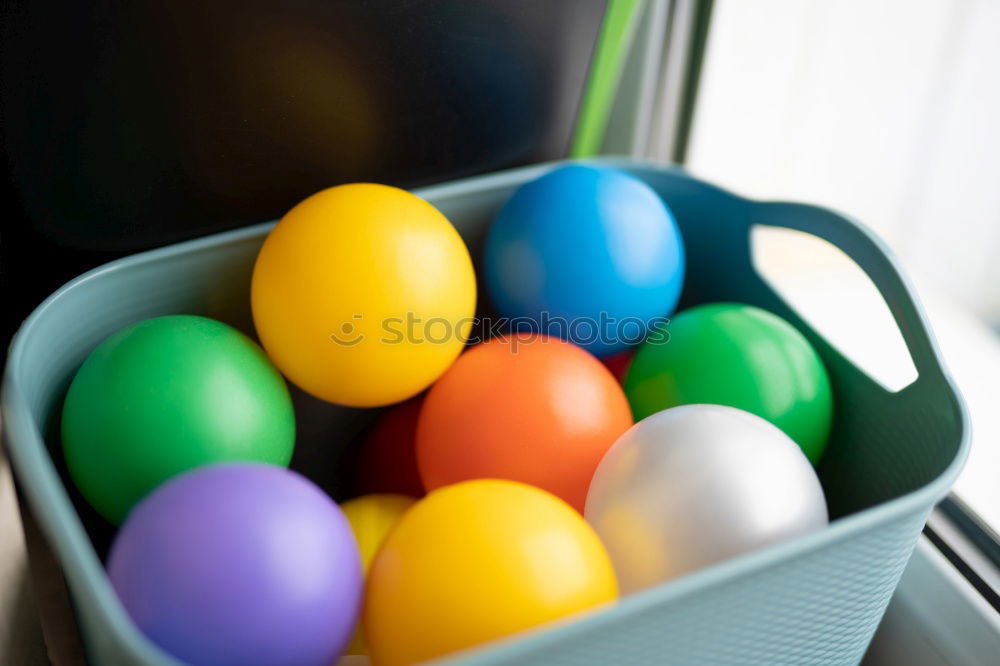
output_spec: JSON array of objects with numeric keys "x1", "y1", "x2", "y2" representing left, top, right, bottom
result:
[
  {"x1": 624, "y1": 303, "x2": 833, "y2": 464},
  {"x1": 62, "y1": 315, "x2": 295, "y2": 524}
]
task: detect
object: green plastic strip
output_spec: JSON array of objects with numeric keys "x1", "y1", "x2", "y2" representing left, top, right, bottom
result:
[{"x1": 569, "y1": 0, "x2": 645, "y2": 158}]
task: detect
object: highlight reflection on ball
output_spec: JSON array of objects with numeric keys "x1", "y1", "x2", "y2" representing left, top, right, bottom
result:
[{"x1": 585, "y1": 404, "x2": 828, "y2": 594}]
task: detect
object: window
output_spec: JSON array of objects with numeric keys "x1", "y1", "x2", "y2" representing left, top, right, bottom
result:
[{"x1": 684, "y1": 0, "x2": 1000, "y2": 535}]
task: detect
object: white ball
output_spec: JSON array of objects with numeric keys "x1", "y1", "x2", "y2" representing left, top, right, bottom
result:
[{"x1": 585, "y1": 404, "x2": 828, "y2": 594}]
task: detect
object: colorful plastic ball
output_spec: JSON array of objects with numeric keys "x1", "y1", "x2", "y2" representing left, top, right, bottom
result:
[
  {"x1": 601, "y1": 349, "x2": 634, "y2": 383},
  {"x1": 61, "y1": 315, "x2": 295, "y2": 524},
  {"x1": 624, "y1": 303, "x2": 833, "y2": 464},
  {"x1": 364, "y1": 479, "x2": 618, "y2": 666},
  {"x1": 108, "y1": 464, "x2": 363, "y2": 666},
  {"x1": 251, "y1": 183, "x2": 476, "y2": 407},
  {"x1": 341, "y1": 494, "x2": 416, "y2": 655},
  {"x1": 585, "y1": 405, "x2": 828, "y2": 594},
  {"x1": 483, "y1": 165, "x2": 685, "y2": 357},
  {"x1": 356, "y1": 395, "x2": 425, "y2": 497},
  {"x1": 416, "y1": 334, "x2": 633, "y2": 512}
]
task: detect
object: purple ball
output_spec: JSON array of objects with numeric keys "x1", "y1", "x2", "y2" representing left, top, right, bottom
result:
[{"x1": 108, "y1": 463, "x2": 363, "y2": 666}]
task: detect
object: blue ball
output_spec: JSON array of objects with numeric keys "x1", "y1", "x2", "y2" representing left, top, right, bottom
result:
[{"x1": 484, "y1": 165, "x2": 685, "y2": 356}]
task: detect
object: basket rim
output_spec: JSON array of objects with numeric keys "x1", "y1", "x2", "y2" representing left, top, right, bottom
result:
[{"x1": 1, "y1": 157, "x2": 971, "y2": 665}]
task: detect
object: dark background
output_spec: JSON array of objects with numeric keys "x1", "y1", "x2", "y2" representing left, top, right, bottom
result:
[{"x1": 0, "y1": 0, "x2": 608, "y2": 342}]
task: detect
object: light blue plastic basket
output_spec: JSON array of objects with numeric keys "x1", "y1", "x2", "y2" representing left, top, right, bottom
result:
[{"x1": 2, "y1": 158, "x2": 969, "y2": 665}]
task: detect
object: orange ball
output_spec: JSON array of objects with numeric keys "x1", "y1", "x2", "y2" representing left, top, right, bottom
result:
[{"x1": 416, "y1": 334, "x2": 633, "y2": 512}]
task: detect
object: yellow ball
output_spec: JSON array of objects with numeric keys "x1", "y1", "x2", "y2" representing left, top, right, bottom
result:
[
  {"x1": 364, "y1": 480, "x2": 618, "y2": 666},
  {"x1": 340, "y1": 494, "x2": 416, "y2": 655},
  {"x1": 251, "y1": 184, "x2": 476, "y2": 407}
]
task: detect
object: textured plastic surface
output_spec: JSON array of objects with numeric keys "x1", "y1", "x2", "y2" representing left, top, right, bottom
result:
[{"x1": 1, "y1": 159, "x2": 968, "y2": 665}]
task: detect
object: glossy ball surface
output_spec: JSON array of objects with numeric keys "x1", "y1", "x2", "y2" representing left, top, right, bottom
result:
[
  {"x1": 483, "y1": 165, "x2": 685, "y2": 357},
  {"x1": 108, "y1": 464, "x2": 363, "y2": 666},
  {"x1": 625, "y1": 303, "x2": 833, "y2": 463},
  {"x1": 585, "y1": 405, "x2": 828, "y2": 593},
  {"x1": 416, "y1": 334, "x2": 633, "y2": 511},
  {"x1": 341, "y1": 494, "x2": 416, "y2": 655},
  {"x1": 364, "y1": 479, "x2": 618, "y2": 666},
  {"x1": 61, "y1": 315, "x2": 295, "y2": 524},
  {"x1": 252, "y1": 183, "x2": 476, "y2": 407}
]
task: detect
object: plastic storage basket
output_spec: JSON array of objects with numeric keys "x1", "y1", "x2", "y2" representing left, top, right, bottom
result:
[{"x1": 2, "y1": 158, "x2": 969, "y2": 665}]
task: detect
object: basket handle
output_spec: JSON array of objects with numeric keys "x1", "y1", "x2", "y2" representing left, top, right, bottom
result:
[{"x1": 749, "y1": 200, "x2": 945, "y2": 386}]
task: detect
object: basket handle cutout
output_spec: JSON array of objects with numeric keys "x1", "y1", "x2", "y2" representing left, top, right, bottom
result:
[{"x1": 749, "y1": 200, "x2": 939, "y2": 392}]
